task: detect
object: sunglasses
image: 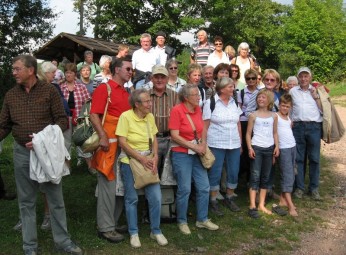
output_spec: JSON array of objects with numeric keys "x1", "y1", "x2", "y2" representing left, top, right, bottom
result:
[
  {"x1": 125, "y1": 67, "x2": 133, "y2": 72},
  {"x1": 246, "y1": 77, "x2": 257, "y2": 81},
  {"x1": 264, "y1": 78, "x2": 276, "y2": 83},
  {"x1": 231, "y1": 70, "x2": 239, "y2": 72},
  {"x1": 215, "y1": 43, "x2": 223, "y2": 46},
  {"x1": 169, "y1": 67, "x2": 178, "y2": 70}
]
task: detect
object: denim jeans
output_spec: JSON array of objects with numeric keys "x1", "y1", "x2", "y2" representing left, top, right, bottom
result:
[
  {"x1": 249, "y1": 145, "x2": 274, "y2": 190},
  {"x1": 292, "y1": 121, "x2": 322, "y2": 192},
  {"x1": 120, "y1": 163, "x2": 162, "y2": 236},
  {"x1": 171, "y1": 152, "x2": 210, "y2": 223},
  {"x1": 208, "y1": 147, "x2": 240, "y2": 191}
]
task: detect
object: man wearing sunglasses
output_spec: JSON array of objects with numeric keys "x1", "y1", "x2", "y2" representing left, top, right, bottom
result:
[{"x1": 90, "y1": 56, "x2": 133, "y2": 244}]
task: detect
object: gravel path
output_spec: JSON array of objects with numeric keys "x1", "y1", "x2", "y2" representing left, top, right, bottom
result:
[{"x1": 291, "y1": 105, "x2": 346, "y2": 255}]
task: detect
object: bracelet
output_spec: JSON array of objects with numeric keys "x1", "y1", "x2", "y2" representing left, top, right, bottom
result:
[{"x1": 314, "y1": 95, "x2": 320, "y2": 100}]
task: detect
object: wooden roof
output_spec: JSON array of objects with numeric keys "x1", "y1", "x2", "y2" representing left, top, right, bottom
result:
[{"x1": 34, "y1": 32, "x2": 138, "y2": 63}]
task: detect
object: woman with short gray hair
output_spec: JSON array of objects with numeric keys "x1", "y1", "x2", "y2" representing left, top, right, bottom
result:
[
  {"x1": 93, "y1": 55, "x2": 112, "y2": 90},
  {"x1": 169, "y1": 83, "x2": 219, "y2": 235},
  {"x1": 203, "y1": 77, "x2": 243, "y2": 216},
  {"x1": 286, "y1": 76, "x2": 298, "y2": 90},
  {"x1": 116, "y1": 88, "x2": 168, "y2": 248},
  {"x1": 231, "y1": 42, "x2": 254, "y2": 84}
]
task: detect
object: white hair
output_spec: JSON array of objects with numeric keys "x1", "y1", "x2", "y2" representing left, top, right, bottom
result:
[
  {"x1": 99, "y1": 55, "x2": 112, "y2": 69},
  {"x1": 286, "y1": 76, "x2": 298, "y2": 84},
  {"x1": 237, "y1": 42, "x2": 250, "y2": 53},
  {"x1": 41, "y1": 61, "x2": 57, "y2": 73}
]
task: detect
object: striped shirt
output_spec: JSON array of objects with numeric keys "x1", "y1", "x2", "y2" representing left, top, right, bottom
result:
[
  {"x1": 191, "y1": 42, "x2": 215, "y2": 66},
  {"x1": 149, "y1": 88, "x2": 179, "y2": 133}
]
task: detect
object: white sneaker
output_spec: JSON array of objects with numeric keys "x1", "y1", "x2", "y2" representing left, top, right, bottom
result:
[
  {"x1": 196, "y1": 219, "x2": 219, "y2": 231},
  {"x1": 178, "y1": 223, "x2": 191, "y2": 235},
  {"x1": 150, "y1": 233, "x2": 168, "y2": 246},
  {"x1": 130, "y1": 234, "x2": 141, "y2": 248}
]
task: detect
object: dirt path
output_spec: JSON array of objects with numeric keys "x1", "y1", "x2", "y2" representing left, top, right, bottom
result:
[{"x1": 291, "y1": 105, "x2": 346, "y2": 255}]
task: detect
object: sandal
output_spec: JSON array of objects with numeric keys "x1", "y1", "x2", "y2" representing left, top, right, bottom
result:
[
  {"x1": 272, "y1": 204, "x2": 287, "y2": 216},
  {"x1": 248, "y1": 208, "x2": 261, "y2": 219}
]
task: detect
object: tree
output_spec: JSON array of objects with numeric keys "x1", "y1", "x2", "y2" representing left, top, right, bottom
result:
[
  {"x1": 278, "y1": 0, "x2": 346, "y2": 81},
  {"x1": 0, "y1": 0, "x2": 57, "y2": 101},
  {"x1": 203, "y1": 0, "x2": 290, "y2": 70},
  {"x1": 73, "y1": 0, "x2": 207, "y2": 52}
]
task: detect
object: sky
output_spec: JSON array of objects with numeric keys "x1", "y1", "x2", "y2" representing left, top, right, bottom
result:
[{"x1": 51, "y1": 0, "x2": 294, "y2": 45}]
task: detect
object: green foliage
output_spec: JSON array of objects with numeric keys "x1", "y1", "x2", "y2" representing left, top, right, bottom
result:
[
  {"x1": 278, "y1": 0, "x2": 346, "y2": 82},
  {"x1": 0, "y1": 0, "x2": 57, "y2": 101},
  {"x1": 75, "y1": 0, "x2": 206, "y2": 53},
  {"x1": 203, "y1": 0, "x2": 291, "y2": 70}
]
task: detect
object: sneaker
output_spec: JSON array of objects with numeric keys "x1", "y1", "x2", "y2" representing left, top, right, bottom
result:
[
  {"x1": 224, "y1": 197, "x2": 241, "y2": 212},
  {"x1": 248, "y1": 208, "x2": 261, "y2": 219},
  {"x1": 178, "y1": 223, "x2": 191, "y2": 235},
  {"x1": 98, "y1": 230, "x2": 124, "y2": 243},
  {"x1": 293, "y1": 189, "x2": 304, "y2": 199},
  {"x1": 210, "y1": 200, "x2": 224, "y2": 216},
  {"x1": 216, "y1": 190, "x2": 224, "y2": 200},
  {"x1": 57, "y1": 242, "x2": 83, "y2": 255},
  {"x1": 13, "y1": 219, "x2": 22, "y2": 231},
  {"x1": 24, "y1": 249, "x2": 37, "y2": 255},
  {"x1": 150, "y1": 233, "x2": 168, "y2": 246},
  {"x1": 40, "y1": 214, "x2": 51, "y2": 230},
  {"x1": 130, "y1": 234, "x2": 141, "y2": 248},
  {"x1": 196, "y1": 219, "x2": 219, "y2": 231},
  {"x1": 309, "y1": 190, "x2": 322, "y2": 201}
]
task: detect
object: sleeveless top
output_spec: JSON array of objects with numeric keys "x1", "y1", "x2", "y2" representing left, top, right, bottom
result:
[
  {"x1": 252, "y1": 113, "x2": 274, "y2": 148},
  {"x1": 276, "y1": 113, "x2": 296, "y2": 149},
  {"x1": 235, "y1": 56, "x2": 251, "y2": 84}
]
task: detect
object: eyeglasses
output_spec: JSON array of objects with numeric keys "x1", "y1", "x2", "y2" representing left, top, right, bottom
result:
[
  {"x1": 189, "y1": 93, "x2": 201, "y2": 97},
  {"x1": 264, "y1": 78, "x2": 276, "y2": 83},
  {"x1": 246, "y1": 77, "x2": 257, "y2": 81},
  {"x1": 215, "y1": 43, "x2": 223, "y2": 46},
  {"x1": 125, "y1": 67, "x2": 134, "y2": 72},
  {"x1": 12, "y1": 67, "x2": 26, "y2": 73},
  {"x1": 169, "y1": 67, "x2": 178, "y2": 70},
  {"x1": 140, "y1": 99, "x2": 152, "y2": 104},
  {"x1": 231, "y1": 70, "x2": 239, "y2": 73}
]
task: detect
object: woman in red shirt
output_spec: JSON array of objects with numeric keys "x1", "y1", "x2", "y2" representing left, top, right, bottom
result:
[{"x1": 169, "y1": 84, "x2": 219, "y2": 235}]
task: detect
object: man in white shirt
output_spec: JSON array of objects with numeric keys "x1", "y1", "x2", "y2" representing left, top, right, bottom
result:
[
  {"x1": 154, "y1": 31, "x2": 176, "y2": 66},
  {"x1": 132, "y1": 33, "x2": 159, "y2": 89},
  {"x1": 289, "y1": 67, "x2": 323, "y2": 201}
]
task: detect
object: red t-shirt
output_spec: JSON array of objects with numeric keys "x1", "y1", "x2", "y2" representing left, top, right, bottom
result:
[
  {"x1": 90, "y1": 80, "x2": 131, "y2": 117},
  {"x1": 169, "y1": 103, "x2": 204, "y2": 153}
]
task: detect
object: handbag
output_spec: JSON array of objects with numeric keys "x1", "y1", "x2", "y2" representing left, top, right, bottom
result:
[
  {"x1": 185, "y1": 113, "x2": 215, "y2": 169},
  {"x1": 72, "y1": 82, "x2": 111, "y2": 153},
  {"x1": 129, "y1": 121, "x2": 160, "y2": 189}
]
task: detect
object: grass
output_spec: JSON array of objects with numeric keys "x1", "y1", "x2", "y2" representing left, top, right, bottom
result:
[{"x1": 0, "y1": 136, "x2": 338, "y2": 255}]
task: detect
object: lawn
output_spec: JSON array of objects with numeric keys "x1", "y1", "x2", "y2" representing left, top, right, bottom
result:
[{"x1": 0, "y1": 134, "x2": 337, "y2": 255}]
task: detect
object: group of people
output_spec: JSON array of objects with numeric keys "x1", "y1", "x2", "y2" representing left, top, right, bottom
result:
[{"x1": 0, "y1": 28, "x2": 325, "y2": 254}]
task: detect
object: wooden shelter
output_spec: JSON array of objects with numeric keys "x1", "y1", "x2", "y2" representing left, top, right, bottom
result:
[{"x1": 34, "y1": 32, "x2": 138, "y2": 63}]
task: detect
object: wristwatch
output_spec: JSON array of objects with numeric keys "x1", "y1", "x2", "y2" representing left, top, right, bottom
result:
[{"x1": 314, "y1": 94, "x2": 320, "y2": 100}]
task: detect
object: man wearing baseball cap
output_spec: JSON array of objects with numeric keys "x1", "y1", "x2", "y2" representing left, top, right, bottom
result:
[
  {"x1": 289, "y1": 67, "x2": 323, "y2": 201},
  {"x1": 154, "y1": 31, "x2": 176, "y2": 66}
]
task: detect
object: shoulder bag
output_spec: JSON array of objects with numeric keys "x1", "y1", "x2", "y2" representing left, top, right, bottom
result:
[
  {"x1": 72, "y1": 82, "x2": 111, "y2": 153},
  {"x1": 129, "y1": 119, "x2": 160, "y2": 189},
  {"x1": 185, "y1": 113, "x2": 215, "y2": 169}
]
